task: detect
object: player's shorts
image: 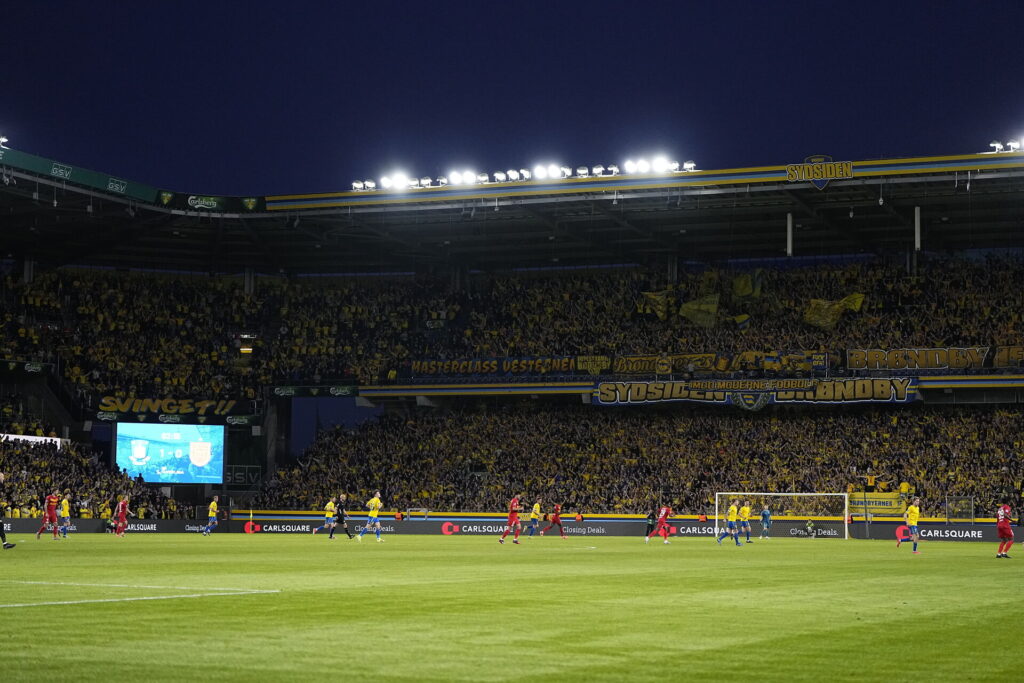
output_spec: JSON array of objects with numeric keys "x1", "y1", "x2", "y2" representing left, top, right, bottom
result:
[
  {"x1": 550, "y1": 515, "x2": 562, "y2": 524},
  {"x1": 997, "y1": 523, "x2": 1014, "y2": 540},
  {"x1": 529, "y1": 517, "x2": 539, "y2": 524},
  {"x1": 507, "y1": 514, "x2": 519, "y2": 525},
  {"x1": 739, "y1": 521, "x2": 750, "y2": 529},
  {"x1": 324, "y1": 516, "x2": 336, "y2": 524},
  {"x1": 44, "y1": 511, "x2": 58, "y2": 523},
  {"x1": 60, "y1": 516, "x2": 71, "y2": 525},
  {"x1": 366, "y1": 516, "x2": 379, "y2": 525},
  {"x1": 908, "y1": 525, "x2": 918, "y2": 534},
  {"x1": 726, "y1": 521, "x2": 736, "y2": 530},
  {"x1": 762, "y1": 520, "x2": 772, "y2": 528}
]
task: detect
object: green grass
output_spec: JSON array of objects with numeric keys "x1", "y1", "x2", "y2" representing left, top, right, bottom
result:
[{"x1": 1, "y1": 532, "x2": 1020, "y2": 682}]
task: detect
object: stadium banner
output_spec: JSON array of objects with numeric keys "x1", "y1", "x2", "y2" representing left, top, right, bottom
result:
[
  {"x1": 848, "y1": 492, "x2": 905, "y2": 515},
  {"x1": 1, "y1": 519, "x2": 199, "y2": 534},
  {"x1": 410, "y1": 357, "x2": 577, "y2": 376},
  {"x1": 0, "y1": 433, "x2": 68, "y2": 449},
  {"x1": 0, "y1": 359, "x2": 51, "y2": 375},
  {"x1": 95, "y1": 396, "x2": 252, "y2": 424},
  {"x1": 270, "y1": 385, "x2": 358, "y2": 398},
  {"x1": 155, "y1": 191, "x2": 266, "y2": 213},
  {"x1": 576, "y1": 355, "x2": 613, "y2": 376},
  {"x1": 846, "y1": 347, "x2": 990, "y2": 370},
  {"x1": 594, "y1": 378, "x2": 918, "y2": 407},
  {"x1": 851, "y1": 521, "x2": 1005, "y2": 543},
  {"x1": 0, "y1": 147, "x2": 159, "y2": 202},
  {"x1": 612, "y1": 353, "x2": 717, "y2": 374}
]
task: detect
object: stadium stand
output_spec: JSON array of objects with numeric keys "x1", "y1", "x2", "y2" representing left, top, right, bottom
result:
[
  {"x1": 255, "y1": 403, "x2": 1024, "y2": 515},
  {"x1": 0, "y1": 439, "x2": 178, "y2": 519},
  {"x1": 0, "y1": 252, "x2": 1021, "y2": 403}
]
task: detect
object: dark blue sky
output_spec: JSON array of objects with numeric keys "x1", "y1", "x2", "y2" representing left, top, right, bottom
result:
[{"x1": 4, "y1": 2, "x2": 1022, "y2": 196}]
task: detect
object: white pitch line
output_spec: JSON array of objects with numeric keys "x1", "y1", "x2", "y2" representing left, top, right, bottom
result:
[
  {"x1": 9, "y1": 580, "x2": 272, "y2": 592},
  {"x1": 0, "y1": 590, "x2": 280, "y2": 610}
]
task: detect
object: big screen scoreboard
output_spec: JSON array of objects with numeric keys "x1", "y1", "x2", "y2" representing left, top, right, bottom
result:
[{"x1": 114, "y1": 423, "x2": 225, "y2": 484}]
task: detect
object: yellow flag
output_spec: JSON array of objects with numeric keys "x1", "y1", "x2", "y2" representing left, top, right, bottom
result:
[{"x1": 679, "y1": 293, "x2": 719, "y2": 328}]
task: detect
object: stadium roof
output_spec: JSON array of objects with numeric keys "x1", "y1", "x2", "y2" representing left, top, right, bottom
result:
[{"x1": 1, "y1": 147, "x2": 1022, "y2": 273}]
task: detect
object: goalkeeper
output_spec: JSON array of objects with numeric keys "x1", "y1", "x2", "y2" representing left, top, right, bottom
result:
[{"x1": 759, "y1": 504, "x2": 772, "y2": 539}]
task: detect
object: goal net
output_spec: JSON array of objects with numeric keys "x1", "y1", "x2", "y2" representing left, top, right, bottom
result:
[{"x1": 714, "y1": 492, "x2": 849, "y2": 540}]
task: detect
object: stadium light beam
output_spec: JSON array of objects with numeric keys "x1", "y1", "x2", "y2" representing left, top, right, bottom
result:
[
  {"x1": 636, "y1": 159, "x2": 651, "y2": 173},
  {"x1": 547, "y1": 164, "x2": 560, "y2": 179},
  {"x1": 463, "y1": 171, "x2": 477, "y2": 185},
  {"x1": 652, "y1": 156, "x2": 669, "y2": 173},
  {"x1": 449, "y1": 171, "x2": 463, "y2": 184},
  {"x1": 380, "y1": 176, "x2": 393, "y2": 189},
  {"x1": 533, "y1": 165, "x2": 549, "y2": 180},
  {"x1": 624, "y1": 160, "x2": 637, "y2": 174}
]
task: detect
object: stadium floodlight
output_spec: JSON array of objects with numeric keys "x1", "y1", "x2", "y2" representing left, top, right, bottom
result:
[
  {"x1": 406, "y1": 177, "x2": 420, "y2": 188},
  {"x1": 533, "y1": 165, "x2": 549, "y2": 180},
  {"x1": 352, "y1": 181, "x2": 365, "y2": 191},
  {"x1": 420, "y1": 177, "x2": 432, "y2": 187},
  {"x1": 606, "y1": 164, "x2": 619, "y2": 175},
  {"x1": 636, "y1": 158, "x2": 651, "y2": 173},
  {"x1": 1008, "y1": 140, "x2": 1021, "y2": 152},
  {"x1": 507, "y1": 169, "x2": 520, "y2": 181},
  {"x1": 990, "y1": 140, "x2": 1004, "y2": 152},
  {"x1": 669, "y1": 160, "x2": 680, "y2": 172},
  {"x1": 436, "y1": 176, "x2": 448, "y2": 186},
  {"x1": 624, "y1": 159, "x2": 638, "y2": 174},
  {"x1": 576, "y1": 166, "x2": 589, "y2": 177},
  {"x1": 559, "y1": 166, "x2": 572, "y2": 178},
  {"x1": 364, "y1": 179, "x2": 376, "y2": 190},
  {"x1": 462, "y1": 171, "x2": 477, "y2": 184},
  {"x1": 476, "y1": 172, "x2": 489, "y2": 184},
  {"x1": 592, "y1": 164, "x2": 605, "y2": 176},
  {"x1": 547, "y1": 164, "x2": 560, "y2": 179},
  {"x1": 449, "y1": 171, "x2": 463, "y2": 184},
  {"x1": 652, "y1": 156, "x2": 670, "y2": 173},
  {"x1": 392, "y1": 173, "x2": 410, "y2": 189},
  {"x1": 380, "y1": 176, "x2": 393, "y2": 189},
  {"x1": 683, "y1": 160, "x2": 696, "y2": 171},
  {"x1": 519, "y1": 168, "x2": 532, "y2": 180},
  {"x1": 493, "y1": 171, "x2": 507, "y2": 182},
  {"x1": 0, "y1": 136, "x2": 8, "y2": 149}
]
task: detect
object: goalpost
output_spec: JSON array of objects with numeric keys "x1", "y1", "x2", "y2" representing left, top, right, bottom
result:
[{"x1": 714, "y1": 492, "x2": 850, "y2": 540}]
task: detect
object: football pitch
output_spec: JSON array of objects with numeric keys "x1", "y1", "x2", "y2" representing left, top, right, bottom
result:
[{"x1": 1, "y1": 533, "x2": 1019, "y2": 682}]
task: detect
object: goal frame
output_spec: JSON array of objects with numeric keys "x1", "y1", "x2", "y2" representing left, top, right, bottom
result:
[{"x1": 714, "y1": 492, "x2": 849, "y2": 540}]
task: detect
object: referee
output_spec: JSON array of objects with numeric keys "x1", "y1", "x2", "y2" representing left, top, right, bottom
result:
[
  {"x1": 0, "y1": 472, "x2": 18, "y2": 550},
  {"x1": 644, "y1": 508, "x2": 656, "y2": 537},
  {"x1": 336, "y1": 493, "x2": 354, "y2": 539}
]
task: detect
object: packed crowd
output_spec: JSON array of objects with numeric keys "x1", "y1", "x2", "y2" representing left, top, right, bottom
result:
[
  {"x1": 254, "y1": 403, "x2": 1024, "y2": 516},
  {"x1": 0, "y1": 394, "x2": 57, "y2": 437},
  {"x1": 0, "y1": 252, "x2": 1021, "y2": 401},
  {"x1": 0, "y1": 438, "x2": 182, "y2": 519}
]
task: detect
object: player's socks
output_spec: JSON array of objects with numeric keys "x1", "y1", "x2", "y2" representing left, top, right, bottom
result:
[
  {"x1": 912, "y1": 541, "x2": 918, "y2": 552},
  {"x1": 375, "y1": 528, "x2": 381, "y2": 540},
  {"x1": 1004, "y1": 540, "x2": 1014, "y2": 553},
  {"x1": 745, "y1": 531, "x2": 750, "y2": 541},
  {"x1": 716, "y1": 530, "x2": 726, "y2": 544},
  {"x1": 329, "y1": 527, "x2": 335, "y2": 539},
  {"x1": 514, "y1": 528, "x2": 521, "y2": 540},
  {"x1": 500, "y1": 528, "x2": 511, "y2": 540}
]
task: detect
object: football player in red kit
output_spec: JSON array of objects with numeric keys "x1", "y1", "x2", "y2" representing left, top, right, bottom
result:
[
  {"x1": 996, "y1": 500, "x2": 1014, "y2": 559},
  {"x1": 540, "y1": 502, "x2": 568, "y2": 539},
  {"x1": 499, "y1": 494, "x2": 523, "y2": 545},
  {"x1": 645, "y1": 504, "x2": 673, "y2": 545},
  {"x1": 114, "y1": 495, "x2": 130, "y2": 538},
  {"x1": 36, "y1": 489, "x2": 61, "y2": 540}
]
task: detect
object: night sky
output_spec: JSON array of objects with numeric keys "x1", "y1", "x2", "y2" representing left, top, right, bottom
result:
[{"x1": 4, "y1": 2, "x2": 1022, "y2": 197}]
